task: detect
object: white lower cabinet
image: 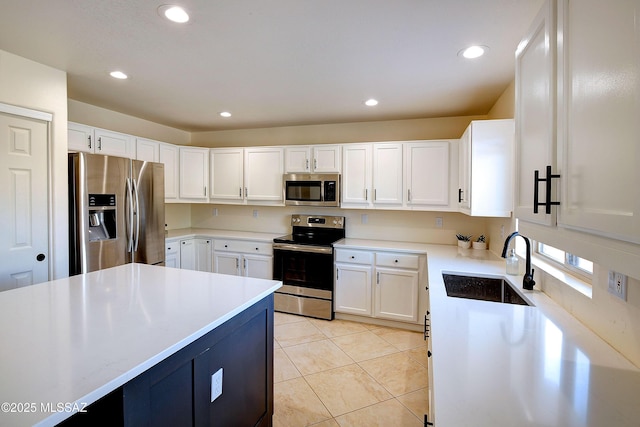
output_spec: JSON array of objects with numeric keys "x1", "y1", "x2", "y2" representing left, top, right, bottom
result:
[
  {"x1": 213, "y1": 240, "x2": 273, "y2": 279},
  {"x1": 335, "y1": 248, "x2": 423, "y2": 324},
  {"x1": 165, "y1": 241, "x2": 180, "y2": 268},
  {"x1": 180, "y1": 238, "x2": 212, "y2": 272}
]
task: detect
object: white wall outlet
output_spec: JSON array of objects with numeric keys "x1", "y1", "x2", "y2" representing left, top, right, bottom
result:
[
  {"x1": 500, "y1": 225, "x2": 505, "y2": 239},
  {"x1": 213, "y1": 208, "x2": 218, "y2": 216},
  {"x1": 361, "y1": 214, "x2": 368, "y2": 224},
  {"x1": 211, "y1": 368, "x2": 223, "y2": 402},
  {"x1": 435, "y1": 217, "x2": 443, "y2": 228},
  {"x1": 608, "y1": 270, "x2": 628, "y2": 301},
  {"x1": 253, "y1": 209, "x2": 258, "y2": 218}
]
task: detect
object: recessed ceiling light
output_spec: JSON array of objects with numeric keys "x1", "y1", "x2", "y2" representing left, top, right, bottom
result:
[
  {"x1": 364, "y1": 99, "x2": 379, "y2": 107},
  {"x1": 158, "y1": 5, "x2": 189, "y2": 23},
  {"x1": 220, "y1": 112, "x2": 232, "y2": 118},
  {"x1": 109, "y1": 71, "x2": 128, "y2": 79},
  {"x1": 459, "y1": 45, "x2": 487, "y2": 59}
]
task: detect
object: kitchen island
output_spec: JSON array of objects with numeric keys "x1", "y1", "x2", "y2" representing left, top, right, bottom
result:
[
  {"x1": 334, "y1": 240, "x2": 640, "y2": 426},
  {"x1": 0, "y1": 263, "x2": 282, "y2": 427}
]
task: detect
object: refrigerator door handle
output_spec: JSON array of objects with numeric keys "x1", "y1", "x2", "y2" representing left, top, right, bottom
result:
[
  {"x1": 126, "y1": 177, "x2": 134, "y2": 253},
  {"x1": 133, "y1": 178, "x2": 141, "y2": 251}
]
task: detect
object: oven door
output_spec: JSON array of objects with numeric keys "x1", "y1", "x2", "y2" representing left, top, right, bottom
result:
[{"x1": 273, "y1": 244, "x2": 333, "y2": 297}]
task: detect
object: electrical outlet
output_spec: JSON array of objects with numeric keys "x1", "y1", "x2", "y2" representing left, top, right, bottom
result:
[
  {"x1": 361, "y1": 214, "x2": 368, "y2": 224},
  {"x1": 213, "y1": 208, "x2": 218, "y2": 216},
  {"x1": 253, "y1": 209, "x2": 258, "y2": 218},
  {"x1": 435, "y1": 217, "x2": 443, "y2": 228},
  {"x1": 608, "y1": 270, "x2": 628, "y2": 301},
  {"x1": 500, "y1": 225, "x2": 505, "y2": 239},
  {"x1": 211, "y1": 368, "x2": 223, "y2": 402}
]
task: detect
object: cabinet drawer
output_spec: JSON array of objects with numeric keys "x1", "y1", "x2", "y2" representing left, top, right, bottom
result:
[
  {"x1": 214, "y1": 240, "x2": 273, "y2": 255},
  {"x1": 376, "y1": 252, "x2": 419, "y2": 269},
  {"x1": 335, "y1": 249, "x2": 373, "y2": 265}
]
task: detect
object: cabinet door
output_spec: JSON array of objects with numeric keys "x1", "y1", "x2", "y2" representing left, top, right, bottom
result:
[
  {"x1": 244, "y1": 147, "x2": 284, "y2": 202},
  {"x1": 514, "y1": 0, "x2": 557, "y2": 226},
  {"x1": 373, "y1": 143, "x2": 403, "y2": 206},
  {"x1": 179, "y1": 147, "x2": 209, "y2": 200},
  {"x1": 243, "y1": 254, "x2": 273, "y2": 279},
  {"x1": 180, "y1": 239, "x2": 196, "y2": 271},
  {"x1": 335, "y1": 263, "x2": 372, "y2": 316},
  {"x1": 165, "y1": 242, "x2": 180, "y2": 268},
  {"x1": 405, "y1": 141, "x2": 449, "y2": 208},
  {"x1": 214, "y1": 252, "x2": 241, "y2": 276},
  {"x1": 194, "y1": 239, "x2": 212, "y2": 272},
  {"x1": 136, "y1": 138, "x2": 160, "y2": 162},
  {"x1": 68, "y1": 122, "x2": 94, "y2": 152},
  {"x1": 210, "y1": 148, "x2": 244, "y2": 202},
  {"x1": 557, "y1": 0, "x2": 640, "y2": 243},
  {"x1": 341, "y1": 144, "x2": 372, "y2": 207},
  {"x1": 312, "y1": 145, "x2": 341, "y2": 173},
  {"x1": 458, "y1": 126, "x2": 471, "y2": 210},
  {"x1": 94, "y1": 128, "x2": 135, "y2": 158},
  {"x1": 284, "y1": 146, "x2": 311, "y2": 173},
  {"x1": 159, "y1": 143, "x2": 179, "y2": 200},
  {"x1": 374, "y1": 268, "x2": 418, "y2": 322}
]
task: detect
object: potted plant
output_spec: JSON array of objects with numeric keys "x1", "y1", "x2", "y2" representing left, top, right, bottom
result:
[
  {"x1": 473, "y1": 235, "x2": 487, "y2": 250},
  {"x1": 456, "y1": 234, "x2": 472, "y2": 249}
]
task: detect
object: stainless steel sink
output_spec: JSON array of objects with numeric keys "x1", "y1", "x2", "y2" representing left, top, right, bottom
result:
[{"x1": 442, "y1": 273, "x2": 533, "y2": 306}]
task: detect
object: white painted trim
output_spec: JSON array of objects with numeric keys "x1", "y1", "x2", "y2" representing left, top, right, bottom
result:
[{"x1": 0, "y1": 102, "x2": 53, "y2": 122}]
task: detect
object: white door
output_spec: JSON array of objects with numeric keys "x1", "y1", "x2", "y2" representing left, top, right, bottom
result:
[
  {"x1": 373, "y1": 143, "x2": 403, "y2": 206},
  {"x1": 179, "y1": 147, "x2": 209, "y2": 200},
  {"x1": 405, "y1": 141, "x2": 450, "y2": 207},
  {"x1": 243, "y1": 254, "x2": 272, "y2": 279},
  {"x1": 0, "y1": 112, "x2": 49, "y2": 291},
  {"x1": 335, "y1": 263, "x2": 372, "y2": 316},
  {"x1": 341, "y1": 144, "x2": 372, "y2": 207},
  {"x1": 284, "y1": 146, "x2": 310, "y2": 173},
  {"x1": 214, "y1": 252, "x2": 241, "y2": 276},
  {"x1": 374, "y1": 268, "x2": 419, "y2": 322},
  {"x1": 210, "y1": 148, "x2": 244, "y2": 202},
  {"x1": 244, "y1": 147, "x2": 284, "y2": 202},
  {"x1": 180, "y1": 239, "x2": 196, "y2": 270},
  {"x1": 312, "y1": 145, "x2": 342, "y2": 173}
]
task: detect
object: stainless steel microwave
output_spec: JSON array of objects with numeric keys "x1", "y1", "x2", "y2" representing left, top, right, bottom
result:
[{"x1": 283, "y1": 173, "x2": 340, "y2": 207}]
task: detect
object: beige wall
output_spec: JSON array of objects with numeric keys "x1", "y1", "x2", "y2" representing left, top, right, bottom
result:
[
  {"x1": 0, "y1": 49, "x2": 68, "y2": 279},
  {"x1": 68, "y1": 99, "x2": 191, "y2": 146},
  {"x1": 190, "y1": 115, "x2": 486, "y2": 147}
]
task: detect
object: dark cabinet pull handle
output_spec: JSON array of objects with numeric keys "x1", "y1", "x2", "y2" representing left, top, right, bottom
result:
[
  {"x1": 36, "y1": 253, "x2": 46, "y2": 262},
  {"x1": 534, "y1": 165, "x2": 560, "y2": 214},
  {"x1": 458, "y1": 188, "x2": 463, "y2": 203}
]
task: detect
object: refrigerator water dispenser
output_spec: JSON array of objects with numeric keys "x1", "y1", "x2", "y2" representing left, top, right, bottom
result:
[{"x1": 88, "y1": 194, "x2": 116, "y2": 242}]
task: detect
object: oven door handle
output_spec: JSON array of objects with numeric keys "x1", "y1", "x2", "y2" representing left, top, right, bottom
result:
[{"x1": 273, "y1": 243, "x2": 333, "y2": 254}]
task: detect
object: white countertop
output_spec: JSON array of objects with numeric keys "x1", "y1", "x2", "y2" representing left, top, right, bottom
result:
[
  {"x1": 0, "y1": 263, "x2": 282, "y2": 427},
  {"x1": 335, "y1": 239, "x2": 640, "y2": 426},
  {"x1": 165, "y1": 228, "x2": 281, "y2": 243}
]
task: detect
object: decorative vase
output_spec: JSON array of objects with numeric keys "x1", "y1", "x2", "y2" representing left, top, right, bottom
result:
[
  {"x1": 472, "y1": 241, "x2": 487, "y2": 250},
  {"x1": 458, "y1": 240, "x2": 471, "y2": 249}
]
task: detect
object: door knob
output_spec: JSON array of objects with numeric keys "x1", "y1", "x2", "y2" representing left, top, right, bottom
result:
[{"x1": 36, "y1": 253, "x2": 46, "y2": 262}]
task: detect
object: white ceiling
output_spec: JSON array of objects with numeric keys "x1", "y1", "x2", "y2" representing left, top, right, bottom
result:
[{"x1": 0, "y1": 0, "x2": 543, "y2": 132}]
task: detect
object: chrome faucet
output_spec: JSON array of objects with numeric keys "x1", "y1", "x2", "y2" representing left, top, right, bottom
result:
[{"x1": 501, "y1": 231, "x2": 536, "y2": 290}]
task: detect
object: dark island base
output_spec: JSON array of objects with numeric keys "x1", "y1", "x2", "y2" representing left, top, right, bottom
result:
[{"x1": 60, "y1": 295, "x2": 274, "y2": 427}]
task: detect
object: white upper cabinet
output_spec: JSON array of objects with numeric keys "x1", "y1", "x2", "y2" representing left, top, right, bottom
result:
[
  {"x1": 514, "y1": 0, "x2": 557, "y2": 226},
  {"x1": 458, "y1": 120, "x2": 515, "y2": 217},
  {"x1": 179, "y1": 146, "x2": 209, "y2": 201},
  {"x1": 159, "y1": 143, "x2": 179, "y2": 200},
  {"x1": 284, "y1": 145, "x2": 341, "y2": 173},
  {"x1": 404, "y1": 141, "x2": 451, "y2": 209},
  {"x1": 210, "y1": 148, "x2": 244, "y2": 202},
  {"x1": 210, "y1": 147, "x2": 284, "y2": 205},
  {"x1": 244, "y1": 147, "x2": 284, "y2": 202},
  {"x1": 68, "y1": 122, "x2": 135, "y2": 158},
  {"x1": 372, "y1": 143, "x2": 403, "y2": 207},
  {"x1": 342, "y1": 144, "x2": 373, "y2": 207},
  {"x1": 555, "y1": 0, "x2": 640, "y2": 244},
  {"x1": 136, "y1": 138, "x2": 160, "y2": 162}
]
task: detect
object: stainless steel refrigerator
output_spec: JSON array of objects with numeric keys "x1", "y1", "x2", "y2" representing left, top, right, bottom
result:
[{"x1": 68, "y1": 152, "x2": 165, "y2": 275}]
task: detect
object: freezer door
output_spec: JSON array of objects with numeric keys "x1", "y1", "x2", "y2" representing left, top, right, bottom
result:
[
  {"x1": 69, "y1": 153, "x2": 129, "y2": 274},
  {"x1": 132, "y1": 160, "x2": 165, "y2": 265}
]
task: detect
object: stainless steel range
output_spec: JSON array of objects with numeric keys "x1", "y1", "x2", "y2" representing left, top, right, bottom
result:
[{"x1": 272, "y1": 214, "x2": 345, "y2": 320}]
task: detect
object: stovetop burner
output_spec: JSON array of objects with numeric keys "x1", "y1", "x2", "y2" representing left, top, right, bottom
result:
[{"x1": 273, "y1": 214, "x2": 345, "y2": 247}]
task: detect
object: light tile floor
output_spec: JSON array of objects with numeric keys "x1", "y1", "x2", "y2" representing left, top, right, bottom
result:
[{"x1": 273, "y1": 312, "x2": 429, "y2": 427}]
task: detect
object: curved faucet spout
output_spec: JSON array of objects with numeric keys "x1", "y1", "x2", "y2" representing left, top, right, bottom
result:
[{"x1": 501, "y1": 231, "x2": 536, "y2": 290}]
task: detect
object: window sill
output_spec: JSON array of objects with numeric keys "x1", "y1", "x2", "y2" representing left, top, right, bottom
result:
[{"x1": 530, "y1": 254, "x2": 593, "y2": 298}]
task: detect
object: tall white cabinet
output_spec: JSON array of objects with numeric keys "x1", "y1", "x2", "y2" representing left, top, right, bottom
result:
[{"x1": 514, "y1": 0, "x2": 557, "y2": 226}]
